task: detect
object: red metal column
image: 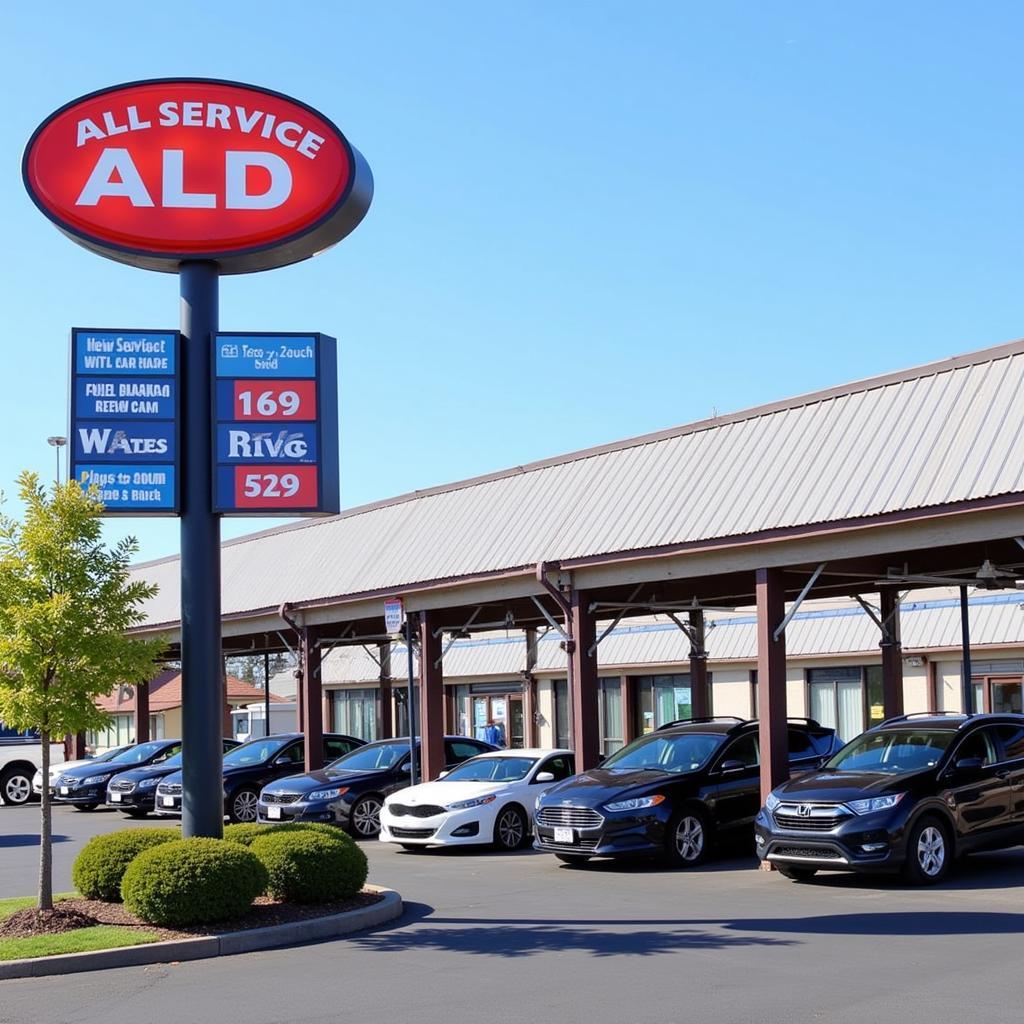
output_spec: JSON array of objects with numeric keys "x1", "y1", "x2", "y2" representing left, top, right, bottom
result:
[
  {"x1": 756, "y1": 568, "x2": 789, "y2": 802},
  {"x1": 524, "y1": 627, "x2": 538, "y2": 747},
  {"x1": 879, "y1": 590, "x2": 904, "y2": 718},
  {"x1": 419, "y1": 611, "x2": 445, "y2": 780},
  {"x1": 301, "y1": 630, "x2": 323, "y2": 771},
  {"x1": 688, "y1": 609, "x2": 710, "y2": 719},
  {"x1": 70, "y1": 731, "x2": 87, "y2": 759},
  {"x1": 134, "y1": 681, "x2": 150, "y2": 744},
  {"x1": 378, "y1": 642, "x2": 393, "y2": 739},
  {"x1": 570, "y1": 589, "x2": 600, "y2": 769}
]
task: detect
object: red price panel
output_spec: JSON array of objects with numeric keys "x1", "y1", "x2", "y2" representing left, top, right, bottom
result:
[
  {"x1": 231, "y1": 465, "x2": 319, "y2": 509},
  {"x1": 232, "y1": 380, "x2": 317, "y2": 421}
]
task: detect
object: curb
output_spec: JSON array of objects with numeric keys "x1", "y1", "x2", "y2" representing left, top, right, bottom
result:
[{"x1": 0, "y1": 886, "x2": 402, "y2": 980}]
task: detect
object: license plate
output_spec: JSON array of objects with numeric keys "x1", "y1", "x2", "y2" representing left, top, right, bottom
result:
[
  {"x1": 267, "y1": 805, "x2": 281, "y2": 820},
  {"x1": 59, "y1": 786, "x2": 69, "y2": 795},
  {"x1": 553, "y1": 827, "x2": 575, "y2": 845},
  {"x1": 109, "y1": 792, "x2": 121, "y2": 802},
  {"x1": 162, "y1": 796, "x2": 175, "y2": 807}
]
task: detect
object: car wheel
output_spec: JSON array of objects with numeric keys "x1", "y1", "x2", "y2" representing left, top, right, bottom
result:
[
  {"x1": 903, "y1": 816, "x2": 951, "y2": 885},
  {"x1": 555, "y1": 853, "x2": 591, "y2": 866},
  {"x1": 777, "y1": 865, "x2": 818, "y2": 881},
  {"x1": 122, "y1": 809, "x2": 148, "y2": 819},
  {"x1": 0, "y1": 767, "x2": 34, "y2": 806},
  {"x1": 73, "y1": 802, "x2": 99, "y2": 812},
  {"x1": 493, "y1": 805, "x2": 528, "y2": 851},
  {"x1": 229, "y1": 787, "x2": 260, "y2": 824},
  {"x1": 664, "y1": 807, "x2": 711, "y2": 868},
  {"x1": 350, "y1": 795, "x2": 383, "y2": 838}
]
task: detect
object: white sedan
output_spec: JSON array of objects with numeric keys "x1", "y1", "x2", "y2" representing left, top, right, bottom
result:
[{"x1": 379, "y1": 748, "x2": 575, "y2": 851}]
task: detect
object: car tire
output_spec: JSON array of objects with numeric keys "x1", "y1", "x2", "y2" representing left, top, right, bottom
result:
[
  {"x1": 123, "y1": 809, "x2": 148, "y2": 819},
  {"x1": 349, "y1": 795, "x2": 383, "y2": 838},
  {"x1": 0, "y1": 767, "x2": 34, "y2": 806},
  {"x1": 73, "y1": 803, "x2": 99, "y2": 812},
  {"x1": 776, "y1": 865, "x2": 818, "y2": 881},
  {"x1": 228, "y1": 786, "x2": 260, "y2": 824},
  {"x1": 664, "y1": 807, "x2": 711, "y2": 868},
  {"x1": 902, "y1": 815, "x2": 952, "y2": 885},
  {"x1": 555, "y1": 853, "x2": 591, "y2": 866},
  {"x1": 492, "y1": 805, "x2": 529, "y2": 851}
]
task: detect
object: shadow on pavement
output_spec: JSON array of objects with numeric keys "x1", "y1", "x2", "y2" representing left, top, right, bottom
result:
[{"x1": 0, "y1": 833, "x2": 71, "y2": 847}]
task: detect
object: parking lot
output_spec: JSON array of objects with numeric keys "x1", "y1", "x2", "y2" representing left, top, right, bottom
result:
[{"x1": 2, "y1": 805, "x2": 1024, "y2": 1024}]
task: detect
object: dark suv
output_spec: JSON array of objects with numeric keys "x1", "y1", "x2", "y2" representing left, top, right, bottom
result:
[
  {"x1": 534, "y1": 717, "x2": 840, "y2": 866},
  {"x1": 756, "y1": 712, "x2": 1024, "y2": 885}
]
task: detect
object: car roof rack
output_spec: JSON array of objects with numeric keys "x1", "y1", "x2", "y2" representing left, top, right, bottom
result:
[
  {"x1": 656, "y1": 716, "x2": 748, "y2": 731},
  {"x1": 879, "y1": 711, "x2": 969, "y2": 727},
  {"x1": 745, "y1": 717, "x2": 823, "y2": 729}
]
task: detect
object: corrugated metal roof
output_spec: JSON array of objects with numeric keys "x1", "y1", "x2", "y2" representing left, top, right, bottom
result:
[{"x1": 135, "y1": 341, "x2": 1024, "y2": 626}]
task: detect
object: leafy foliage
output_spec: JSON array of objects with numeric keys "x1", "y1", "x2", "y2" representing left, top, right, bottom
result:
[
  {"x1": 121, "y1": 838, "x2": 268, "y2": 926},
  {"x1": 250, "y1": 831, "x2": 368, "y2": 903},
  {"x1": 71, "y1": 828, "x2": 180, "y2": 901},
  {"x1": 222, "y1": 822, "x2": 277, "y2": 847},
  {"x1": 223, "y1": 820, "x2": 352, "y2": 847}
]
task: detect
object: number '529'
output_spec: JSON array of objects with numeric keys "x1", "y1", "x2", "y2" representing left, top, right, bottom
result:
[{"x1": 243, "y1": 473, "x2": 301, "y2": 498}]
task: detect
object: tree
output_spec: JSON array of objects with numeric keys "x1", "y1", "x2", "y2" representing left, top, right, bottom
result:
[{"x1": 0, "y1": 472, "x2": 164, "y2": 912}]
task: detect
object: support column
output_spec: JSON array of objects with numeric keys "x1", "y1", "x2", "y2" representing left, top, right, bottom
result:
[
  {"x1": 524, "y1": 627, "x2": 538, "y2": 747},
  {"x1": 688, "y1": 609, "x2": 710, "y2": 719},
  {"x1": 301, "y1": 629, "x2": 323, "y2": 772},
  {"x1": 378, "y1": 642, "x2": 393, "y2": 739},
  {"x1": 70, "y1": 731, "x2": 87, "y2": 759},
  {"x1": 960, "y1": 585, "x2": 973, "y2": 714},
  {"x1": 134, "y1": 681, "x2": 150, "y2": 744},
  {"x1": 419, "y1": 611, "x2": 445, "y2": 780},
  {"x1": 756, "y1": 568, "x2": 789, "y2": 803},
  {"x1": 879, "y1": 590, "x2": 904, "y2": 718},
  {"x1": 570, "y1": 589, "x2": 600, "y2": 769}
]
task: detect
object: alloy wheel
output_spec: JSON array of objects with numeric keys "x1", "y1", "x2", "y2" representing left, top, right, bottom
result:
[
  {"x1": 4, "y1": 774, "x2": 31, "y2": 805},
  {"x1": 497, "y1": 808, "x2": 524, "y2": 849},
  {"x1": 675, "y1": 815, "x2": 704, "y2": 862},
  {"x1": 916, "y1": 825, "x2": 945, "y2": 877},
  {"x1": 233, "y1": 790, "x2": 259, "y2": 823},
  {"x1": 352, "y1": 797, "x2": 382, "y2": 836}
]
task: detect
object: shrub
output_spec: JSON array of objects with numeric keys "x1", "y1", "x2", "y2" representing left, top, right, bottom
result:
[
  {"x1": 250, "y1": 831, "x2": 368, "y2": 904},
  {"x1": 121, "y1": 838, "x2": 268, "y2": 926},
  {"x1": 72, "y1": 828, "x2": 180, "y2": 902},
  {"x1": 224, "y1": 821, "x2": 352, "y2": 847},
  {"x1": 222, "y1": 822, "x2": 277, "y2": 847}
]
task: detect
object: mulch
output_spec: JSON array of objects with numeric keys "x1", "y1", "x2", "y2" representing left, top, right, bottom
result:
[{"x1": 1, "y1": 891, "x2": 384, "y2": 942}]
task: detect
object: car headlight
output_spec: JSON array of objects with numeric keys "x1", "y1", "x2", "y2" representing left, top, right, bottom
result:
[
  {"x1": 82, "y1": 774, "x2": 111, "y2": 786},
  {"x1": 846, "y1": 793, "x2": 905, "y2": 815},
  {"x1": 138, "y1": 778, "x2": 158, "y2": 789},
  {"x1": 446, "y1": 794, "x2": 497, "y2": 810},
  {"x1": 534, "y1": 795, "x2": 544, "y2": 811},
  {"x1": 604, "y1": 794, "x2": 666, "y2": 812},
  {"x1": 764, "y1": 791, "x2": 781, "y2": 812},
  {"x1": 307, "y1": 787, "x2": 349, "y2": 801}
]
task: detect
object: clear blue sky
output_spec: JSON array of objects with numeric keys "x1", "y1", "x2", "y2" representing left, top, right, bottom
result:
[{"x1": 4, "y1": 3, "x2": 1023, "y2": 561}]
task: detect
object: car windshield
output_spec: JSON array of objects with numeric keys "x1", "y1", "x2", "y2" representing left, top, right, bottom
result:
[
  {"x1": 108, "y1": 741, "x2": 174, "y2": 765},
  {"x1": 443, "y1": 757, "x2": 537, "y2": 783},
  {"x1": 328, "y1": 741, "x2": 410, "y2": 772},
  {"x1": 159, "y1": 740, "x2": 236, "y2": 770},
  {"x1": 826, "y1": 729, "x2": 955, "y2": 773},
  {"x1": 601, "y1": 732, "x2": 723, "y2": 774},
  {"x1": 224, "y1": 736, "x2": 292, "y2": 767},
  {"x1": 91, "y1": 745, "x2": 132, "y2": 763}
]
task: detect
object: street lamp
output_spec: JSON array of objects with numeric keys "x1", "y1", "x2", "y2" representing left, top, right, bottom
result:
[{"x1": 46, "y1": 436, "x2": 67, "y2": 486}]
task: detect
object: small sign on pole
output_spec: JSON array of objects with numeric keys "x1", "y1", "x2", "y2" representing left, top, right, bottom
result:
[{"x1": 384, "y1": 597, "x2": 405, "y2": 635}]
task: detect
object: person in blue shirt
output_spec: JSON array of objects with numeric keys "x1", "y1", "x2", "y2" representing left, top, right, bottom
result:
[{"x1": 482, "y1": 719, "x2": 504, "y2": 747}]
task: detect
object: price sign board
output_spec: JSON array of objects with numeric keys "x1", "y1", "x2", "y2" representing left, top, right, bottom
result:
[
  {"x1": 212, "y1": 332, "x2": 338, "y2": 515},
  {"x1": 384, "y1": 598, "x2": 405, "y2": 635},
  {"x1": 69, "y1": 328, "x2": 180, "y2": 514}
]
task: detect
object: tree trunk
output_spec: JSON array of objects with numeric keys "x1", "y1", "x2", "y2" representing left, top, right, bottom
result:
[{"x1": 38, "y1": 729, "x2": 53, "y2": 911}]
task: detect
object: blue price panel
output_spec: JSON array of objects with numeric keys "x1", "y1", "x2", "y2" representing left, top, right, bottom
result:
[
  {"x1": 212, "y1": 333, "x2": 338, "y2": 516},
  {"x1": 70, "y1": 329, "x2": 180, "y2": 517}
]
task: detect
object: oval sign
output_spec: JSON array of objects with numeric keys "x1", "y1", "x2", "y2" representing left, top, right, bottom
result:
[{"x1": 23, "y1": 78, "x2": 372, "y2": 274}]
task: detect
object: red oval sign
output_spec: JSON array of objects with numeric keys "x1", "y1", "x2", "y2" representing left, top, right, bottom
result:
[{"x1": 23, "y1": 78, "x2": 372, "y2": 274}]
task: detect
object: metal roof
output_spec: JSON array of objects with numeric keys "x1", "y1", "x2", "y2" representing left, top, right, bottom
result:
[{"x1": 134, "y1": 340, "x2": 1024, "y2": 627}]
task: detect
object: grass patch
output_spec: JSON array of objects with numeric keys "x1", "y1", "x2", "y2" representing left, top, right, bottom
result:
[
  {"x1": 0, "y1": 925, "x2": 160, "y2": 961},
  {"x1": 0, "y1": 894, "x2": 77, "y2": 921}
]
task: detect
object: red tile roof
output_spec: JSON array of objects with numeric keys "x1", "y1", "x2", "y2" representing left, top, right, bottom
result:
[{"x1": 96, "y1": 670, "x2": 286, "y2": 714}]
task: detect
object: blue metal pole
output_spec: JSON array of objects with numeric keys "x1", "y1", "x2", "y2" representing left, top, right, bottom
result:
[{"x1": 179, "y1": 261, "x2": 224, "y2": 837}]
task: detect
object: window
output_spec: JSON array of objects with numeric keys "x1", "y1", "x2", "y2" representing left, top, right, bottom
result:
[
  {"x1": 635, "y1": 674, "x2": 692, "y2": 733},
  {"x1": 786, "y1": 729, "x2": 817, "y2": 762},
  {"x1": 149, "y1": 714, "x2": 165, "y2": 740},
  {"x1": 87, "y1": 714, "x2": 134, "y2": 751},
  {"x1": 808, "y1": 667, "x2": 868, "y2": 742},
  {"x1": 330, "y1": 688, "x2": 378, "y2": 742},
  {"x1": 604, "y1": 731, "x2": 722, "y2": 773},
  {"x1": 828, "y1": 729, "x2": 955, "y2": 773},
  {"x1": 552, "y1": 679, "x2": 570, "y2": 749},
  {"x1": 993, "y1": 724, "x2": 1024, "y2": 761},
  {"x1": 278, "y1": 742, "x2": 305, "y2": 765},
  {"x1": 446, "y1": 740, "x2": 484, "y2": 764},
  {"x1": 324, "y1": 737, "x2": 359, "y2": 760},
  {"x1": 750, "y1": 671, "x2": 758, "y2": 719},
  {"x1": 598, "y1": 678, "x2": 623, "y2": 756},
  {"x1": 720, "y1": 734, "x2": 759, "y2": 768},
  {"x1": 0, "y1": 723, "x2": 40, "y2": 743},
  {"x1": 539, "y1": 755, "x2": 574, "y2": 781},
  {"x1": 953, "y1": 728, "x2": 998, "y2": 767}
]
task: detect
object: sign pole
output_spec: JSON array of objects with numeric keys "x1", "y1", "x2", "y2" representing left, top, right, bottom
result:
[{"x1": 179, "y1": 260, "x2": 224, "y2": 838}]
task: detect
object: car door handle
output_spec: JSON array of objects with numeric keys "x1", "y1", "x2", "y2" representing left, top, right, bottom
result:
[{"x1": 995, "y1": 769, "x2": 1012, "y2": 780}]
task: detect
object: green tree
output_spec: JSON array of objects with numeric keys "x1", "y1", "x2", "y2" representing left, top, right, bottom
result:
[{"x1": 0, "y1": 472, "x2": 164, "y2": 911}]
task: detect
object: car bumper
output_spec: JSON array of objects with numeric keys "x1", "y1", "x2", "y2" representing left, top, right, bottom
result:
[
  {"x1": 154, "y1": 794, "x2": 183, "y2": 815},
  {"x1": 53, "y1": 785, "x2": 106, "y2": 805},
  {"x1": 379, "y1": 806, "x2": 486, "y2": 846},
  {"x1": 257, "y1": 797, "x2": 347, "y2": 825},
  {"x1": 533, "y1": 807, "x2": 670, "y2": 858},
  {"x1": 106, "y1": 789, "x2": 156, "y2": 810}
]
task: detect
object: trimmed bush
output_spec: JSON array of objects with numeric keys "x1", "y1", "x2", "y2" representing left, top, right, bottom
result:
[
  {"x1": 72, "y1": 828, "x2": 180, "y2": 902},
  {"x1": 250, "y1": 831, "x2": 368, "y2": 904},
  {"x1": 224, "y1": 821, "x2": 352, "y2": 847},
  {"x1": 222, "y1": 822, "x2": 277, "y2": 847},
  {"x1": 121, "y1": 838, "x2": 268, "y2": 926}
]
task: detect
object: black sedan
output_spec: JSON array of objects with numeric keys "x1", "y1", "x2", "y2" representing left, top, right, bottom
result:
[
  {"x1": 155, "y1": 732, "x2": 363, "y2": 823},
  {"x1": 54, "y1": 739, "x2": 183, "y2": 811},
  {"x1": 258, "y1": 736, "x2": 497, "y2": 837},
  {"x1": 105, "y1": 739, "x2": 240, "y2": 817}
]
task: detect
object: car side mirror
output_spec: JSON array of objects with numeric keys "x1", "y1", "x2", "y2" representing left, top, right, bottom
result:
[
  {"x1": 535, "y1": 771, "x2": 555, "y2": 783},
  {"x1": 402, "y1": 762, "x2": 412, "y2": 773},
  {"x1": 438, "y1": 769, "x2": 450, "y2": 779},
  {"x1": 955, "y1": 756, "x2": 984, "y2": 772},
  {"x1": 719, "y1": 759, "x2": 747, "y2": 774},
  {"x1": 273, "y1": 756, "x2": 293, "y2": 766}
]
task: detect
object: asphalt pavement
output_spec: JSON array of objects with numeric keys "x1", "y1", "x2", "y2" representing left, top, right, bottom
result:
[{"x1": 3, "y1": 803, "x2": 1024, "y2": 1024}]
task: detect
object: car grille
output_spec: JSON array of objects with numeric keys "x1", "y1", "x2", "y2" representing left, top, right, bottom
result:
[
  {"x1": 536, "y1": 806, "x2": 604, "y2": 829},
  {"x1": 389, "y1": 827, "x2": 436, "y2": 839},
  {"x1": 59, "y1": 775, "x2": 78, "y2": 786},
  {"x1": 262, "y1": 792, "x2": 302, "y2": 805},
  {"x1": 536, "y1": 832, "x2": 601, "y2": 852},
  {"x1": 772, "y1": 845, "x2": 845, "y2": 861},
  {"x1": 158, "y1": 783, "x2": 182, "y2": 796},
  {"x1": 388, "y1": 803, "x2": 446, "y2": 818},
  {"x1": 109, "y1": 780, "x2": 135, "y2": 792},
  {"x1": 774, "y1": 804, "x2": 848, "y2": 832}
]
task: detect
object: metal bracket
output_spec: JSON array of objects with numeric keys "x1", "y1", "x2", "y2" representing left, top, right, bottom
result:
[
  {"x1": 432, "y1": 606, "x2": 482, "y2": 640},
  {"x1": 588, "y1": 584, "x2": 644, "y2": 656},
  {"x1": 275, "y1": 631, "x2": 297, "y2": 660},
  {"x1": 531, "y1": 596, "x2": 569, "y2": 640},
  {"x1": 854, "y1": 593, "x2": 903, "y2": 643},
  {"x1": 773, "y1": 562, "x2": 826, "y2": 642}
]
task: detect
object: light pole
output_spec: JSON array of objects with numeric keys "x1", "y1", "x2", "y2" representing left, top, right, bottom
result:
[{"x1": 46, "y1": 436, "x2": 67, "y2": 486}]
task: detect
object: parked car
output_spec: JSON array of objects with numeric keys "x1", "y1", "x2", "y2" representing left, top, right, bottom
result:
[
  {"x1": 155, "y1": 732, "x2": 363, "y2": 823},
  {"x1": 756, "y1": 711, "x2": 1024, "y2": 885},
  {"x1": 380, "y1": 748, "x2": 575, "y2": 851},
  {"x1": 534, "y1": 717, "x2": 841, "y2": 866},
  {"x1": 54, "y1": 739, "x2": 182, "y2": 811},
  {"x1": 105, "y1": 739, "x2": 240, "y2": 817},
  {"x1": 1, "y1": 723, "x2": 65, "y2": 806},
  {"x1": 258, "y1": 735, "x2": 498, "y2": 837},
  {"x1": 34, "y1": 744, "x2": 134, "y2": 798}
]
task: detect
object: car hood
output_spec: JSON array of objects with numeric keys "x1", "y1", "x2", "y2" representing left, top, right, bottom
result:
[
  {"x1": 111, "y1": 763, "x2": 176, "y2": 784},
  {"x1": 59, "y1": 761, "x2": 127, "y2": 780},
  {"x1": 540, "y1": 767, "x2": 678, "y2": 807},
  {"x1": 262, "y1": 768, "x2": 388, "y2": 794},
  {"x1": 158, "y1": 770, "x2": 183, "y2": 786},
  {"x1": 387, "y1": 779, "x2": 506, "y2": 807},
  {"x1": 776, "y1": 769, "x2": 926, "y2": 801}
]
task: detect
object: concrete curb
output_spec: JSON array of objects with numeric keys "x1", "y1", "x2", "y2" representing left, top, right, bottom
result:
[{"x1": 0, "y1": 886, "x2": 402, "y2": 980}]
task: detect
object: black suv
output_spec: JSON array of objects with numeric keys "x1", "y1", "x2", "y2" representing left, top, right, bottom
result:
[
  {"x1": 155, "y1": 732, "x2": 363, "y2": 823},
  {"x1": 258, "y1": 736, "x2": 497, "y2": 837},
  {"x1": 756, "y1": 712, "x2": 1024, "y2": 885},
  {"x1": 54, "y1": 739, "x2": 183, "y2": 811},
  {"x1": 534, "y1": 717, "x2": 840, "y2": 866}
]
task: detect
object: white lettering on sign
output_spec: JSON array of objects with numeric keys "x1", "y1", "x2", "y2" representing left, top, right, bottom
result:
[
  {"x1": 227, "y1": 430, "x2": 308, "y2": 460},
  {"x1": 77, "y1": 428, "x2": 169, "y2": 455},
  {"x1": 225, "y1": 151, "x2": 292, "y2": 209},
  {"x1": 76, "y1": 149, "x2": 154, "y2": 207},
  {"x1": 162, "y1": 150, "x2": 215, "y2": 209}
]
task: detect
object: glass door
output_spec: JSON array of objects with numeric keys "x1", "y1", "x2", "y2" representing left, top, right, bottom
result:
[
  {"x1": 508, "y1": 696, "x2": 525, "y2": 748},
  {"x1": 989, "y1": 678, "x2": 1023, "y2": 714}
]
